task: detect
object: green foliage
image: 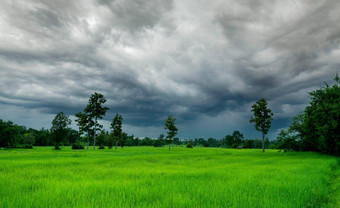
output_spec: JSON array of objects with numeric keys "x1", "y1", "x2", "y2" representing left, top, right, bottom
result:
[
  {"x1": 72, "y1": 141, "x2": 84, "y2": 149},
  {"x1": 0, "y1": 119, "x2": 21, "y2": 148},
  {"x1": 250, "y1": 98, "x2": 274, "y2": 152},
  {"x1": 51, "y1": 112, "x2": 71, "y2": 150},
  {"x1": 164, "y1": 115, "x2": 178, "y2": 150},
  {"x1": 153, "y1": 139, "x2": 163, "y2": 147},
  {"x1": 244, "y1": 139, "x2": 254, "y2": 149},
  {"x1": 186, "y1": 142, "x2": 193, "y2": 148},
  {"x1": 76, "y1": 92, "x2": 109, "y2": 150},
  {"x1": 96, "y1": 131, "x2": 108, "y2": 149},
  {"x1": 223, "y1": 130, "x2": 244, "y2": 148},
  {"x1": 0, "y1": 147, "x2": 338, "y2": 207},
  {"x1": 276, "y1": 129, "x2": 300, "y2": 152},
  {"x1": 288, "y1": 74, "x2": 340, "y2": 156},
  {"x1": 110, "y1": 114, "x2": 123, "y2": 149}
]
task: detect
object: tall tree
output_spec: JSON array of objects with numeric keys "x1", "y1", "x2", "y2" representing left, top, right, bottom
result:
[
  {"x1": 51, "y1": 112, "x2": 71, "y2": 150},
  {"x1": 164, "y1": 115, "x2": 178, "y2": 151},
  {"x1": 289, "y1": 74, "x2": 340, "y2": 155},
  {"x1": 250, "y1": 98, "x2": 274, "y2": 152},
  {"x1": 110, "y1": 114, "x2": 123, "y2": 150},
  {"x1": 82, "y1": 92, "x2": 109, "y2": 150}
]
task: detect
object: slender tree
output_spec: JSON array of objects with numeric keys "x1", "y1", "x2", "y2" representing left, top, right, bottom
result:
[
  {"x1": 250, "y1": 98, "x2": 274, "y2": 152},
  {"x1": 110, "y1": 114, "x2": 123, "y2": 150},
  {"x1": 83, "y1": 92, "x2": 109, "y2": 150},
  {"x1": 75, "y1": 112, "x2": 93, "y2": 150},
  {"x1": 164, "y1": 115, "x2": 178, "y2": 151},
  {"x1": 51, "y1": 112, "x2": 71, "y2": 150}
]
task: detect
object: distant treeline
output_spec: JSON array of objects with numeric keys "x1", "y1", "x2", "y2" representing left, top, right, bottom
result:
[
  {"x1": 0, "y1": 74, "x2": 339, "y2": 156},
  {"x1": 0, "y1": 121, "x2": 275, "y2": 149}
]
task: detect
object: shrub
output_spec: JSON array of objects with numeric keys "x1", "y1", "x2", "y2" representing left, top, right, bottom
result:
[
  {"x1": 72, "y1": 142, "x2": 84, "y2": 149},
  {"x1": 186, "y1": 143, "x2": 193, "y2": 148},
  {"x1": 153, "y1": 139, "x2": 163, "y2": 147}
]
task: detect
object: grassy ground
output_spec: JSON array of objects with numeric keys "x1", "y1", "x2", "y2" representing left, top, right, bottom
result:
[{"x1": 0, "y1": 146, "x2": 339, "y2": 208}]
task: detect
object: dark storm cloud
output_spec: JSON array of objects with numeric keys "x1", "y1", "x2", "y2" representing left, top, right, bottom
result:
[{"x1": 0, "y1": 0, "x2": 339, "y2": 138}]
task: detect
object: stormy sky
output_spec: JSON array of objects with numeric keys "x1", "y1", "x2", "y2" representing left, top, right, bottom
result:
[{"x1": 0, "y1": 0, "x2": 339, "y2": 140}]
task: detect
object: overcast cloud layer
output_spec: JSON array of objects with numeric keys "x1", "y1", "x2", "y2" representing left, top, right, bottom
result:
[{"x1": 0, "y1": 0, "x2": 339, "y2": 139}]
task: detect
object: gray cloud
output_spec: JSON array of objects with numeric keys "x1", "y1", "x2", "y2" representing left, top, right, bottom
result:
[{"x1": 0, "y1": 0, "x2": 339, "y2": 139}]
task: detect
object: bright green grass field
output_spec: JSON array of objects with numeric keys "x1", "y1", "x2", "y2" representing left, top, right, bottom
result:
[{"x1": 0, "y1": 147, "x2": 339, "y2": 208}]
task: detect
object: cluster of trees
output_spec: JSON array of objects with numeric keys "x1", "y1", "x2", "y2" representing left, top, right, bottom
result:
[
  {"x1": 275, "y1": 74, "x2": 340, "y2": 156},
  {"x1": 50, "y1": 92, "x2": 179, "y2": 150},
  {"x1": 0, "y1": 119, "x2": 81, "y2": 149}
]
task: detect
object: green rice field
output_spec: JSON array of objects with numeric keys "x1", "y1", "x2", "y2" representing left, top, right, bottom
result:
[{"x1": 0, "y1": 147, "x2": 339, "y2": 207}]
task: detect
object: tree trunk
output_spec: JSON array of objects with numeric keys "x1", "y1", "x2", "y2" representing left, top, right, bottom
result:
[
  {"x1": 169, "y1": 143, "x2": 170, "y2": 151},
  {"x1": 115, "y1": 140, "x2": 118, "y2": 150},
  {"x1": 262, "y1": 133, "x2": 265, "y2": 153}
]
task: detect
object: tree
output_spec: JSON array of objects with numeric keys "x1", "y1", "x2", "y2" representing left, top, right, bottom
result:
[
  {"x1": 250, "y1": 98, "x2": 274, "y2": 152},
  {"x1": 110, "y1": 114, "x2": 123, "y2": 150},
  {"x1": 51, "y1": 112, "x2": 71, "y2": 150},
  {"x1": 223, "y1": 131, "x2": 244, "y2": 148},
  {"x1": 232, "y1": 130, "x2": 244, "y2": 148},
  {"x1": 164, "y1": 115, "x2": 178, "y2": 150},
  {"x1": 224, "y1": 134, "x2": 234, "y2": 148},
  {"x1": 97, "y1": 130, "x2": 108, "y2": 149},
  {"x1": 120, "y1": 132, "x2": 127, "y2": 148},
  {"x1": 75, "y1": 112, "x2": 93, "y2": 150},
  {"x1": 288, "y1": 74, "x2": 340, "y2": 155},
  {"x1": 276, "y1": 129, "x2": 300, "y2": 152},
  {"x1": 76, "y1": 92, "x2": 109, "y2": 150},
  {"x1": 0, "y1": 119, "x2": 19, "y2": 148}
]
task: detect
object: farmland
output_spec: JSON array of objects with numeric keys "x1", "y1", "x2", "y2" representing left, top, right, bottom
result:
[{"x1": 0, "y1": 147, "x2": 339, "y2": 207}]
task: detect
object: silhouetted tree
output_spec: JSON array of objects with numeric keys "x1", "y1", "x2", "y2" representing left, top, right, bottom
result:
[
  {"x1": 164, "y1": 115, "x2": 178, "y2": 150},
  {"x1": 85, "y1": 92, "x2": 109, "y2": 150},
  {"x1": 110, "y1": 114, "x2": 123, "y2": 150},
  {"x1": 51, "y1": 112, "x2": 71, "y2": 150},
  {"x1": 250, "y1": 98, "x2": 274, "y2": 152}
]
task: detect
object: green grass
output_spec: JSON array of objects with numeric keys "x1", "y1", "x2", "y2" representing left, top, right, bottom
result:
[{"x1": 0, "y1": 147, "x2": 339, "y2": 207}]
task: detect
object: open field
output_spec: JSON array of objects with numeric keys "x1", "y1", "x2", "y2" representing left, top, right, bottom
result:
[{"x1": 0, "y1": 147, "x2": 339, "y2": 207}]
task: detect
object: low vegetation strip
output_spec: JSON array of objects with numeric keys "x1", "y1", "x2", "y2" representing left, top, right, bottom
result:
[{"x1": 0, "y1": 147, "x2": 339, "y2": 207}]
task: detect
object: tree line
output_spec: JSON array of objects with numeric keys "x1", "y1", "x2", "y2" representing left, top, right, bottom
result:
[{"x1": 1, "y1": 74, "x2": 338, "y2": 156}]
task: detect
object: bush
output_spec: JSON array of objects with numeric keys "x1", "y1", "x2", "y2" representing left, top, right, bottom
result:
[
  {"x1": 186, "y1": 143, "x2": 193, "y2": 148},
  {"x1": 153, "y1": 139, "x2": 163, "y2": 147},
  {"x1": 23, "y1": 144, "x2": 33, "y2": 149},
  {"x1": 14, "y1": 144, "x2": 33, "y2": 149},
  {"x1": 72, "y1": 142, "x2": 84, "y2": 149},
  {"x1": 98, "y1": 145, "x2": 105, "y2": 149}
]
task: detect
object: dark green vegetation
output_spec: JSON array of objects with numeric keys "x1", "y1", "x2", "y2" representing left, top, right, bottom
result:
[
  {"x1": 110, "y1": 113, "x2": 123, "y2": 149},
  {"x1": 250, "y1": 98, "x2": 274, "y2": 152},
  {"x1": 51, "y1": 112, "x2": 72, "y2": 150},
  {"x1": 0, "y1": 147, "x2": 339, "y2": 207},
  {"x1": 277, "y1": 74, "x2": 340, "y2": 156},
  {"x1": 164, "y1": 115, "x2": 178, "y2": 150},
  {"x1": 75, "y1": 92, "x2": 109, "y2": 150}
]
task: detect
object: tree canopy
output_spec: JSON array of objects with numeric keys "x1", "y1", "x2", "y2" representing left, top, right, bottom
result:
[
  {"x1": 287, "y1": 74, "x2": 340, "y2": 156},
  {"x1": 51, "y1": 112, "x2": 71, "y2": 150},
  {"x1": 164, "y1": 115, "x2": 178, "y2": 150},
  {"x1": 110, "y1": 114, "x2": 123, "y2": 149},
  {"x1": 250, "y1": 98, "x2": 274, "y2": 152}
]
